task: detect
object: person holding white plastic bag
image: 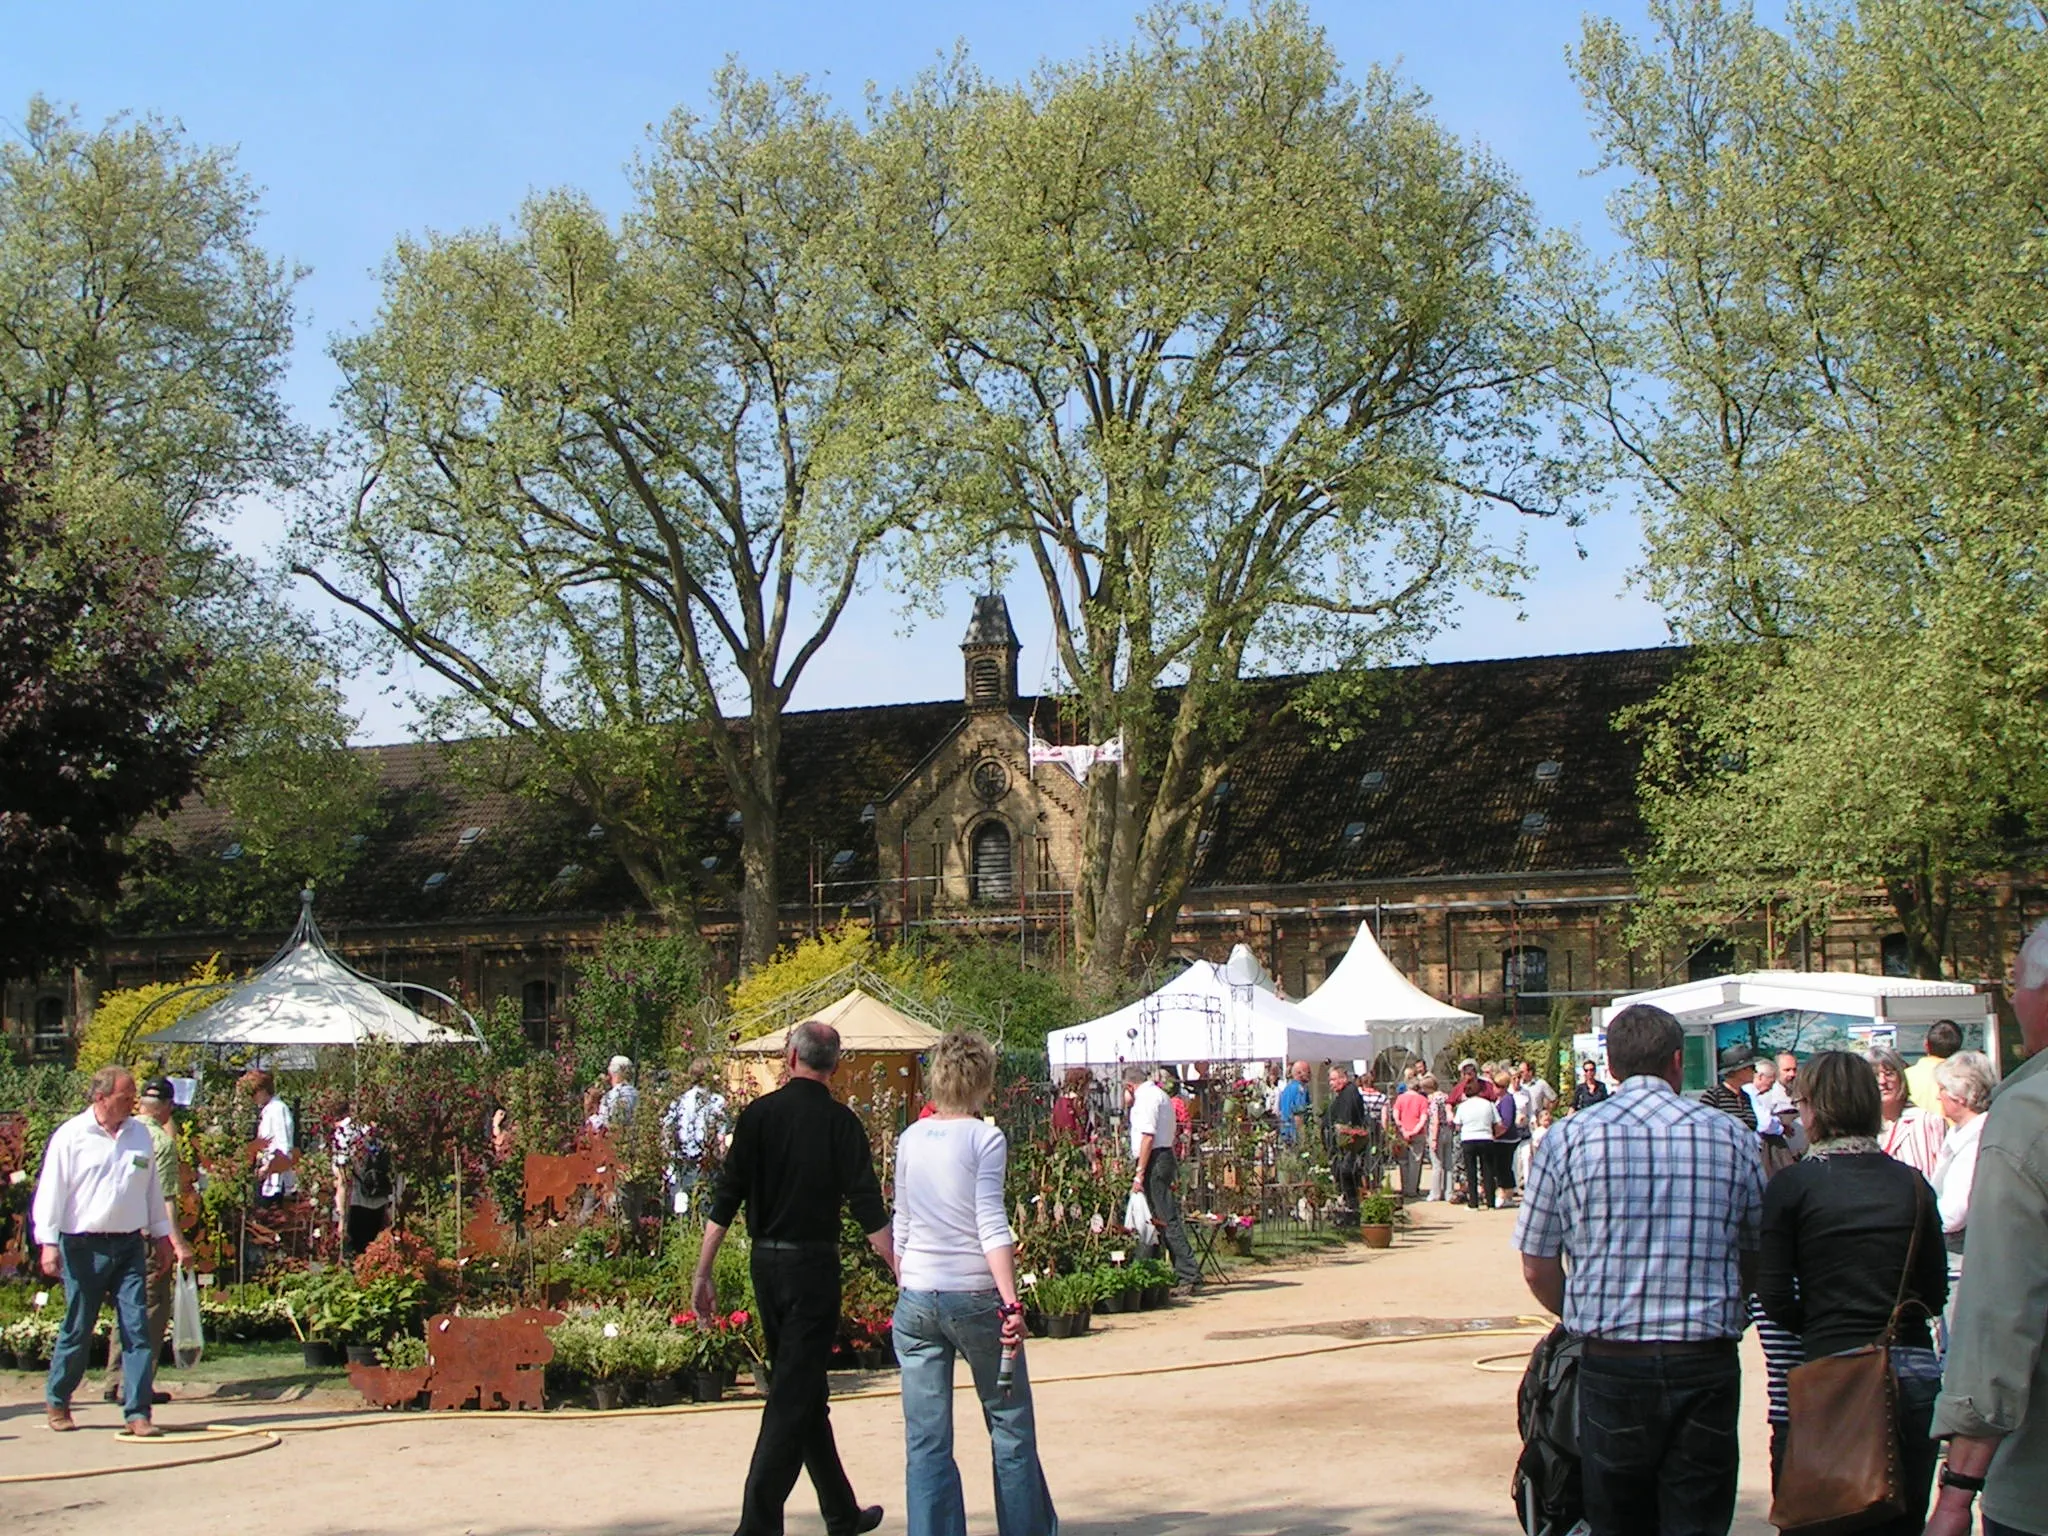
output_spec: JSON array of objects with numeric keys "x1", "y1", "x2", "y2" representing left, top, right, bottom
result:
[{"x1": 100, "y1": 1078, "x2": 194, "y2": 1404}]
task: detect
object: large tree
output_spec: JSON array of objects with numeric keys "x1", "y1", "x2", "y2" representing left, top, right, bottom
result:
[
  {"x1": 302, "y1": 72, "x2": 942, "y2": 965},
  {"x1": 874, "y1": 3, "x2": 1583, "y2": 984},
  {"x1": 1, "y1": 99, "x2": 371, "y2": 926},
  {"x1": 0, "y1": 418, "x2": 222, "y2": 982},
  {"x1": 1569, "y1": 0, "x2": 2048, "y2": 975}
]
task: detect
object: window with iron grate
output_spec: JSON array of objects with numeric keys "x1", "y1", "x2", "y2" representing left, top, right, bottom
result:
[{"x1": 970, "y1": 822, "x2": 1014, "y2": 903}]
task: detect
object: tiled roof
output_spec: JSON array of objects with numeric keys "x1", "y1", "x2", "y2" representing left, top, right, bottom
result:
[
  {"x1": 118, "y1": 648, "x2": 1682, "y2": 937},
  {"x1": 1187, "y1": 647, "x2": 1683, "y2": 888}
]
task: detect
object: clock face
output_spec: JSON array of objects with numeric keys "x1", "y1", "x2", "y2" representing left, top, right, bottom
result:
[{"x1": 971, "y1": 757, "x2": 1010, "y2": 803}]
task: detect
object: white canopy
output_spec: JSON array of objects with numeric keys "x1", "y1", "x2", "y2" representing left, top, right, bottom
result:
[
  {"x1": 140, "y1": 893, "x2": 481, "y2": 1049},
  {"x1": 1591, "y1": 971, "x2": 1994, "y2": 1033},
  {"x1": 1296, "y1": 922, "x2": 1479, "y2": 1066},
  {"x1": 1047, "y1": 946, "x2": 1374, "y2": 1070}
]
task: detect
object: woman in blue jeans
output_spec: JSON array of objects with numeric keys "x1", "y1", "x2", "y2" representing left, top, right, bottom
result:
[{"x1": 891, "y1": 1031, "x2": 1057, "y2": 1536}]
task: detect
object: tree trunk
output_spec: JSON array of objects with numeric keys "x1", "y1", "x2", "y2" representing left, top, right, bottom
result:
[
  {"x1": 1884, "y1": 862, "x2": 1953, "y2": 980},
  {"x1": 735, "y1": 708, "x2": 783, "y2": 974}
]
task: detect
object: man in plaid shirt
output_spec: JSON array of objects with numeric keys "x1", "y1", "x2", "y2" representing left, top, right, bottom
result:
[{"x1": 1514, "y1": 1003, "x2": 1764, "y2": 1536}]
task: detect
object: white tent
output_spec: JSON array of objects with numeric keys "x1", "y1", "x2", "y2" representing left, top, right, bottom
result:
[
  {"x1": 138, "y1": 892, "x2": 482, "y2": 1050},
  {"x1": 1296, "y1": 922, "x2": 1479, "y2": 1068},
  {"x1": 1047, "y1": 946, "x2": 1374, "y2": 1070}
]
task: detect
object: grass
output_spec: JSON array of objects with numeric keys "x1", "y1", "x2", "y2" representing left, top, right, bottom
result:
[{"x1": 2, "y1": 1338, "x2": 347, "y2": 1396}]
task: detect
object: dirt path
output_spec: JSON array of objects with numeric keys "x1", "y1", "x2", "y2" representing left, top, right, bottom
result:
[{"x1": 0, "y1": 1207, "x2": 1782, "y2": 1535}]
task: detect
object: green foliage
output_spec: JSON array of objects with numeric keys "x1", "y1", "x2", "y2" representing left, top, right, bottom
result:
[
  {"x1": 925, "y1": 940, "x2": 1093, "y2": 1053},
  {"x1": 377, "y1": 1334, "x2": 429, "y2": 1370},
  {"x1": 304, "y1": 68, "x2": 951, "y2": 969},
  {"x1": 280, "y1": 1268, "x2": 425, "y2": 1347},
  {"x1": 1, "y1": 100, "x2": 364, "y2": 942},
  {"x1": 75, "y1": 957, "x2": 231, "y2": 1073},
  {"x1": 1024, "y1": 1272, "x2": 1095, "y2": 1316},
  {"x1": 727, "y1": 922, "x2": 947, "y2": 1033},
  {"x1": 1437, "y1": 1024, "x2": 1532, "y2": 1082},
  {"x1": 564, "y1": 920, "x2": 713, "y2": 1084},
  {"x1": 1569, "y1": 1, "x2": 2048, "y2": 973},
  {"x1": 1358, "y1": 1194, "x2": 1397, "y2": 1227},
  {"x1": 875, "y1": 3, "x2": 1587, "y2": 981}
]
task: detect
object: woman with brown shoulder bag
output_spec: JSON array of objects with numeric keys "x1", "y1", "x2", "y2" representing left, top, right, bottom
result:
[{"x1": 1759, "y1": 1050, "x2": 1949, "y2": 1535}]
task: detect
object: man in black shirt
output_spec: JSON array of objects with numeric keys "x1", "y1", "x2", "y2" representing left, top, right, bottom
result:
[
  {"x1": 693, "y1": 1020, "x2": 896, "y2": 1536},
  {"x1": 1324, "y1": 1064, "x2": 1370, "y2": 1216},
  {"x1": 1700, "y1": 1044, "x2": 1760, "y2": 1132},
  {"x1": 1572, "y1": 1058, "x2": 1610, "y2": 1113}
]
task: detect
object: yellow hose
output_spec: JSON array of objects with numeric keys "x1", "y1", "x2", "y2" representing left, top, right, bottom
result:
[{"x1": 0, "y1": 1319, "x2": 1549, "y2": 1486}]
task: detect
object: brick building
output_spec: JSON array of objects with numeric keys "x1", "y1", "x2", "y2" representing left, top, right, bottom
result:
[{"x1": 7, "y1": 597, "x2": 2041, "y2": 1060}]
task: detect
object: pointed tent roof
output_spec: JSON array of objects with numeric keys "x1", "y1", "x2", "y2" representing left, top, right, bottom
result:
[
  {"x1": 731, "y1": 987, "x2": 946, "y2": 1055},
  {"x1": 139, "y1": 892, "x2": 481, "y2": 1049},
  {"x1": 1296, "y1": 922, "x2": 1479, "y2": 1048},
  {"x1": 1047, "y1": 955, "x2": 1374, "y2": 1069}
]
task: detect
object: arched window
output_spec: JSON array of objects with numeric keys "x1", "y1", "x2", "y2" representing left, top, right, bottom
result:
[
  {"x1": 33, "y1": 996, "x2": 67, "y2": 1057},
  {"x1": 970, "y1": 822, "x2": 1013, "y2": 903},
  {"x1": 1503, "y1": 945, "x2": 1549, "y2": 1017},
  {"x1": 521, "y1": 979, "x2": 559, "y2": 1051}
]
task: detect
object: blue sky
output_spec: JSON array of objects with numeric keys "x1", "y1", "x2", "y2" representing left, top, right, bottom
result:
[{"x1": 7, "y1": 1, "x2": 1686, "y2": 742}]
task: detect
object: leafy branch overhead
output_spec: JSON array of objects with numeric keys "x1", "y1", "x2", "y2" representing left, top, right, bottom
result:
[
  {"x1": 301, "y1": 70, "x2": 953, "y2": 962},
  {"x1": 873, "y1": 2, "x2": 1593, "y2": 980}
]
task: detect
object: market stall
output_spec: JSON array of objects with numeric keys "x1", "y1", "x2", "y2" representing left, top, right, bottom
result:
[
  {"x1": 1295, "y1": 921, "x2": 1479, "y2": 1074},
  {"x1": 134, "y1": 891, "x2": 482, "y2": 1054},
  {"x1": 1589, "y1": 970, "x2": 2002, "y2": 1088},
  {"x1": 1045, "y1": 945, "x2": 1375, "y2": 1070},
  {"x1": 728, "y1": 985, "x2": 942, "y2": 1112}
]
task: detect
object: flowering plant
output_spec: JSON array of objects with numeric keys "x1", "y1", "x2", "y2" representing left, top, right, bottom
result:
[{"x1": 668, "y1": 1308, "x2": 757, "y2": 1371}]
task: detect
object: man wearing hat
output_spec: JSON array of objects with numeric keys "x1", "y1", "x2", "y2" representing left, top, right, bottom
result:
[
  {"x1": 102, "y1": 1077, "x2": 194, "y2": 1405},
  {"x1": 1700, "y1": 1045, "x2": 1760, "y2": 1133}
]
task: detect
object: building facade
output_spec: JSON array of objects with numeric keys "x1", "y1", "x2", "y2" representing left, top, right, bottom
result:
[{"x1": 8, "y1": 596, "x2": 2043, "y2": 1060}]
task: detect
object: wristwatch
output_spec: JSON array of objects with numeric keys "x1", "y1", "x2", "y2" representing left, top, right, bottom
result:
[{"x1": 1938, "y1": 1464, "x2": 1986, "y2": 1495}]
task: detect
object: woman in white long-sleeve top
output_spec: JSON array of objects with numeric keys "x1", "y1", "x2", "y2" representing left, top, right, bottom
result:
[{"x1": 891, "y1": 1032, "x2": 1057, "y2": 1536}]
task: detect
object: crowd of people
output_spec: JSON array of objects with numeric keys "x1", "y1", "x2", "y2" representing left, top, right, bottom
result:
[
  {"x1": 1514, "y1": 919, "x2": 2048, "y2": 1536},
  {"x1": 24, "y1": 924, "x2": 2048, "y2": 1536}
]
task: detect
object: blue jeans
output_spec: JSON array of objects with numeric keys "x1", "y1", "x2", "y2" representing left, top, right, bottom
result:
[
  {"x1": 48, "y1": 1231, "x2": 155, "y2": 1420},
  {"x1": 893, "y1": 1288, "x2": 1057, "y2": 1536},
  {"x1": 1577, "y1": 1346, "x2": 1742, "y2": 1536}
]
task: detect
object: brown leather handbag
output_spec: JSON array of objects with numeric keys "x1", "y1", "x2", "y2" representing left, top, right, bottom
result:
[{"x1": 1769, "y1": 1179, "x2": 1929, "y2": 1535}]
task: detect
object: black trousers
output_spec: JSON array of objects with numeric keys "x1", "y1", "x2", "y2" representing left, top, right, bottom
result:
[
  {"x1": 737, "y1": 1244, "x2": 862, "y2": 1536},
  {"x1": 1461, "y1": 1141, "x2": 1497, "y2": 1208},
  {"x1": 344, "y1": 1203, "x2": 389, "y2": 1257},
  {"x1": 1577, "y1": 1347, "x2": 1741, "y2": 1536}
]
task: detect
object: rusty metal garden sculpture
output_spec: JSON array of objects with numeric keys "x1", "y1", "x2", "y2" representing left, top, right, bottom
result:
[{"x1": 348, "y1": 1307, "x2": 565, "y2": 1411}]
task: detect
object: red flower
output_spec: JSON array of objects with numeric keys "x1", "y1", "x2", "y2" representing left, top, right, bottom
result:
[
  {"x1": 673, "y1": 1310, "x2": 696, "y2": 1326},
  {"x1": 728, "y1": 1310, "x2": 749, "y2": 1327}
]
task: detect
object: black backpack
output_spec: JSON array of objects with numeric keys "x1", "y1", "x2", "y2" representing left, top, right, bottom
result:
[
  {"x1": 1511, "y1": 1324, "x2": 1584, "y2": 1536},
  {"x1": 354, "y1": 1137, "x2": 394, "y2": 1203}
]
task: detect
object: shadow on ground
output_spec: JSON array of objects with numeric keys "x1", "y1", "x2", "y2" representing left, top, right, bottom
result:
[{"x1": 288, "y1": 1506, "x2": 1522, "y2": 1536}]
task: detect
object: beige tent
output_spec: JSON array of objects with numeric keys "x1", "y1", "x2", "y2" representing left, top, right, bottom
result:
[{"x1": 729, "y1": 987, "x2": 943, "y2": 1111}]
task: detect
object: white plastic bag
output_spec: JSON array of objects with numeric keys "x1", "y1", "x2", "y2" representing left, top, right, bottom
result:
[
  {"x1": 1123, "y1": 1190, "x2": 1158, "y2": 1251},
  {"x1": 172, "y1": 1266, "x2": 205, "y2": 1369}
]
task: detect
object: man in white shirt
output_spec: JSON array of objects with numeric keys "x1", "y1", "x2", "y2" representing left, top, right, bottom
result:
[
  {"x1": 243, "y1": 1069, "x2": 297, "y2": 1203},
  {"x1": 31, "y1": 1066, "x2": 175, "y2": 1436},
  {"x1": 663, "y1": 1060, "x2": 730, "y2": 1215},
  {"x1": 1123, "y1": 1063, "x2": 1199, "y2": 1288}
]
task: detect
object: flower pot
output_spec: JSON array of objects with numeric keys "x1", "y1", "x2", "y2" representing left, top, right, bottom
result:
[
  {"x1": 1144, "y1": 1284, "x2": 1171, "y2": 1309},
  {"x1": 302, "y1": 1341, "x2": 343, "y2": 1369},
  {"x1": 645, "y1": 1375, "x2": 684, "y2": 1407},
  {"x1": 690, "y1": 1371, "x2": 726, "y2": 1402},
  {"x1": 854, "y1": 1346, "x2": 891, "y2": 1370},
  {"x1": 1359, "y1": 1224, "x2": 1394, "y2": 1250},
  {"x1": 1024, "y1": 1310, "x2": 1048, "y2": 1339},
  {"x1": 1043, "y1": 1313, "x2": 1082, "y2": 1339},
  {"x1": 0, "y1": 1350, "x2": 18, "y2": 1370},
  {"x1": 1077, "y1": 1306, "x2": 1092, "y2": 1334},
  {"x1": 345, "y1": 1344, "x2": 381, "y2": 1367},
  {"x1": 590, "y1": 1381, "x2": 625, "y2": 1411}
]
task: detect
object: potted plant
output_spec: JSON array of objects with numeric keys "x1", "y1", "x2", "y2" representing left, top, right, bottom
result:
[
  {"x1": 1030, "y1": 1273, "x2": 1093, "y2": 1338},
  {"x1": 1358, "y1": 1194, "x2": 1397, "y2": 1249},
  {"x1": 1222, "y1": 1213, "x2": 1257, "y2": 1257},
  {"x1": 671, "y1": 1308, "x2": 754, "y2": 1400},
  {"x1": 1130, "y1": 1257, "x2": 1175, "y2": 1309}
]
